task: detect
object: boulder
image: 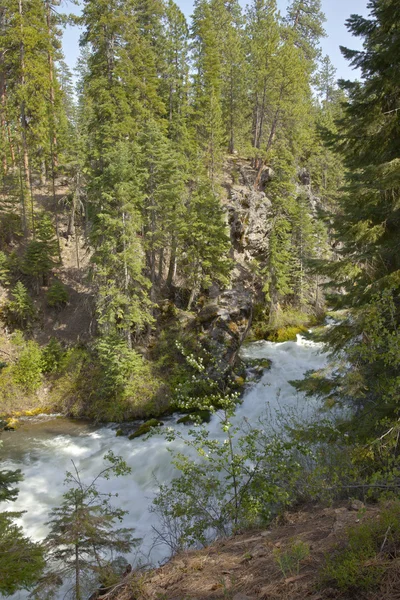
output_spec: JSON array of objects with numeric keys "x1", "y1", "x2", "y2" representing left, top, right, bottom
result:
[
  {"x1": 177, "y1": 410, "x2": 211, "y2": 425},
  {"x1": 128, "y1": 419, "x2": 163, "y2": 440}
]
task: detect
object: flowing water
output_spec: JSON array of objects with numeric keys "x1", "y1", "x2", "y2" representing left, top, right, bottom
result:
[{"x1": 0, "y1": 335, "x2": 328, "y2": 598}]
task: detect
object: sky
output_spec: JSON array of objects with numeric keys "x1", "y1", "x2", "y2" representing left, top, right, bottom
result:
[{"x1": 61, "y1": 0, "x2": 370, "y2": 82}]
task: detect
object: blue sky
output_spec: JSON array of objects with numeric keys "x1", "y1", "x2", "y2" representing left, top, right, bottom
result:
[{"x1": 61, "y1": 0, "x2": 370, "y2": 81}]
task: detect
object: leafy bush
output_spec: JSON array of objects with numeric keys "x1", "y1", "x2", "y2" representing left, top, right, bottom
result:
[
  {"x1": 151, "y1": 353, "x2": 310, "y2": 554},
  {"x1": 12, "y1": 338, "x2": 43, "y2": 391},
  {"x1": 46, "y1": 280, "x2": 69, "y2": 308},
  {"x1": 320, "y1": 503, "x2": 400, "y2": 593},
  {"x1": 83, "y1": 336, "x2": 160, "y2": 420}
]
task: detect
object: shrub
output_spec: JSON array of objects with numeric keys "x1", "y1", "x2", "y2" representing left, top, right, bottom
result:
[
  {"x1": 251, "y1": 306, "x2": 317, "y2": 341},
  {"x1": 42, "y1": 338, "x2": 66, "y2": 373},
  {"x1": 46, "y1": 280, "x2": 69, "y2": 308},
  {"x1": 320, "y1": 503, "x2": 400, "y2": 593},
  {"x1": 12, "y1": 339, "x2": 43, "y2": 391},
  {"x1": 273, "y1": 539, "x2": 310, "y2": 577},
  {"x1": 269, "y1": 325, "x2": 308, "y2": 342}
]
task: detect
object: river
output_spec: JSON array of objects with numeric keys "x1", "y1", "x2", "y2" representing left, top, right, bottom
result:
[{"x1": 0, "y1": 335, "x2": 328, "y2": 598}]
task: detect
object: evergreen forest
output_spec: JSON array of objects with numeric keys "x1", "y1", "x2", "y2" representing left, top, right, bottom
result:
[{"x1": 1, "y1": 0, "x2": 400, "y2": 597}]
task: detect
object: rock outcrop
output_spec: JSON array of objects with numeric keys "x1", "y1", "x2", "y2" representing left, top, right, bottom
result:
[
  {"x1": 227, "y1": 189, "x2": 273, "y2": 258},
  {"x1": 198, "y1": 289, "x2": 252, "y2": 379}
]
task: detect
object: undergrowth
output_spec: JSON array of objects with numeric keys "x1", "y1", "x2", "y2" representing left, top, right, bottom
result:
[{"x1": 320, "y1": 502, "x2": 400, "y2": 594}]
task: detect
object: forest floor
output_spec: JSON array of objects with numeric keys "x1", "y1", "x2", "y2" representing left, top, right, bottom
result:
[{"x1": 114, "y1": 504, "x2": 386, "y2": 600}]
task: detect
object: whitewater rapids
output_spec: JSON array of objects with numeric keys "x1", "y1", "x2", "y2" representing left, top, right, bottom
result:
[{"x1": 0, "y1": 335, "x2": 327, "y2": 598}]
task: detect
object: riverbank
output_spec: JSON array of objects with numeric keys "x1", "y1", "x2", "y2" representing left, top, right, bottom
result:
[
  {"x1": 0, "y1": 336, "x2": 328, "y2": 579},
  {"x1": 116, "y1": 503, "x2": 380, "y2": 600}
]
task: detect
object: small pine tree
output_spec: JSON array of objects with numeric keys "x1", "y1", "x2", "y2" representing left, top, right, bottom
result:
[
  {"x1": 6, "y1": 281, "x2": 36, "y2": 329},
  {"x1": 46, "y1": 279, "x2": 69, "y2": 308},
  {"x1": 23, "y1": 213, "x2": 60, "y2": 290},
  {"x1": 0, "y1": 252, "x2": 10, "y2": 286},
  {"x1": 39, "y1": 453, "x2": 139, "y2": 600}
]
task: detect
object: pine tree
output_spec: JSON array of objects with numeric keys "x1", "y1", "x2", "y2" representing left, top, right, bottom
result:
[
  {"x1": 0, "y1": 441, "x2": 45, "y2": 595},
  {"x1": 285, "y1": 0, "x2": 326, "y2": 64},
  {"x1": 245, "y1": 0, "x2": 280, "y2": 165},
  {"x1": 7, "y1": 280, "x2": 36, "y2": 328},
  {"x1": 39, "y1": 453, "x2": 138, "y2": 600},
  {"x1": 308, "y1": 0, "x2": 400, "y2": 436},
  {"x1": 80, "y1": 0, "x2": 162, "y2": 342},
  {"x1": 163, "y1": 0, "x2": 190, "y2": 144},
  {"x1": 191, "y1": 0, "x2": 225, "y2": 179},
  {"x1": 22, "y1": 212, "x2": 60, "y2": 290},
  {"x1": 182, "y1": 172, "x2": 231, "y2": 309}
]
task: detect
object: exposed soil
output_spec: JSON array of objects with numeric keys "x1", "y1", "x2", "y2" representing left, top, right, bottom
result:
[{"x1": 113, "y1": 505, "x2": 381, "y2": 600}]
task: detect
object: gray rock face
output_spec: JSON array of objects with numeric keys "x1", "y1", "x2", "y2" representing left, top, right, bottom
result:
[
  {"x1": 198, "y1": 289, "x2": 252, "y2": 378},
  {"x1": 227, "y1": 187, "x2": 273, "y2": 257}
]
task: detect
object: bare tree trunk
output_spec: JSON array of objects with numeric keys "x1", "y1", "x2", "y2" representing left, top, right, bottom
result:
[
  {"x1": 0, "y1": 7, "x2": 6, "y2": 175},
  {"x1": 75, "y1": 543, "x2": 81, "y2": 600},
  {"x1": 122, "y1": 211, "x2": 132, "y2": 349},
  {"x1": 228, "y1": 66, "x2": 234, "y2": 154},
  {"x1": 7, "y1": 123, "x2": 15, "y2": 169},
  {"x1": 158, "y1": 247, "x2": 164, "y2": 281},
  {"x1": 0, "y1": 68, "x2": 7, "y2": 175},
  {"x1": 166, "y1": 238, "x2": 177, "y2": 288},
  {"x1": 254, "y1": 85, "x2": 283, "y2": 189},
  {"x1": 19, "y1": 0, "x2": 32, "y2": 235},
  {"x1": 46, "y1": 0, "x2": 57, "y2": 167}
]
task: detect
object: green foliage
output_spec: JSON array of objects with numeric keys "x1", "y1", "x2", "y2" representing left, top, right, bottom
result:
[
  {"x1": 22, "y1": 213, "x2": 60, "y2": 288},
  {"x1": 270, "y1": 325, "x2": 308, "y2": 342},
  {"x1": 38, "y1": 453, "x2": 139, "y2": 600},
  {"x1": 151, "y1": 351, "x2": 309, "y2": 553},
  {"x1": 251, "y1": 306, "x2": 316, "y2": 341},
  {"x1": 0, "y1": 442, "x2": 45, "y2": 595},
  {"x1": 152, "y1": 413, "x2": 308, "y2": 553},
  {"x1": 273, "y1": 539, "x2": 310, "y2": 578},
  {"x1": 0, "y1": 252, "x2": 10, "y2": 286},
  {"x1": 87, "y1": 335, "x2": 160, "y2": 421},
  {"x1": 12, "y1": 338, "x2": 43, "y2": 391},
  {"x1": 46, "y1": 279, "x2": 69, "y2": 308},
  {"x1": 320, "y1": 503, "x2": 400, "y2": 593},
  {"x1": 5, "y1": 282, "x2": 36, "y2": 330},
  {"x1": 41, "y1": 338, "x2": 66, "y2": 374},
  {"x1": 304, "y1": 0, "x2": 400, "y2": 444},
  {"x1": 0, "y1": 445, "x2": 22, "y2": 502},
  {"x1": 0, "y1": 512, "x2": 45, "y2": 596}
]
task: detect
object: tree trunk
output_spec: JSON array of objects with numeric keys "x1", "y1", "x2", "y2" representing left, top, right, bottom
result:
[
  {"x1": 0, "y1": 65, "x2": 7, "y2": 175},
  {"x1": 228, "y1": 66, "x2": 234, "y2": 154},
  {"x1": 122, "y1": 211, "x2": 132, "y2": 349},
  {"x1": 75, "y1": 544, "x2": 81, "y2": 600},
  {"x1": 166, "y1": 238, "x2": 177, "y2": 288},
  {"x1": 19, "y1": 0, "x2": 32, "y2": 236},
  {"x1": 158, "y1": 247, "x2": 164, "y2": 281},
  {"x1": 46, "y1": 0, "x2": 58, "y2": 166}
]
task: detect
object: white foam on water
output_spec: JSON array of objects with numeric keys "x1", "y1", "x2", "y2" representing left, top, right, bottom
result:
[{"x1": 1, "y1": 335, "x2": 327, "y2": 598}]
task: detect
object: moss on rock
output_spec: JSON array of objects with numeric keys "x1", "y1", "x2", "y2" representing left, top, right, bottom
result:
[
  {"x1": 128, "y1": 419, "x2": 163, "y2": 440},
  {"x1": 177, "y1": 410, "x2": 211, "y2": 425}
]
